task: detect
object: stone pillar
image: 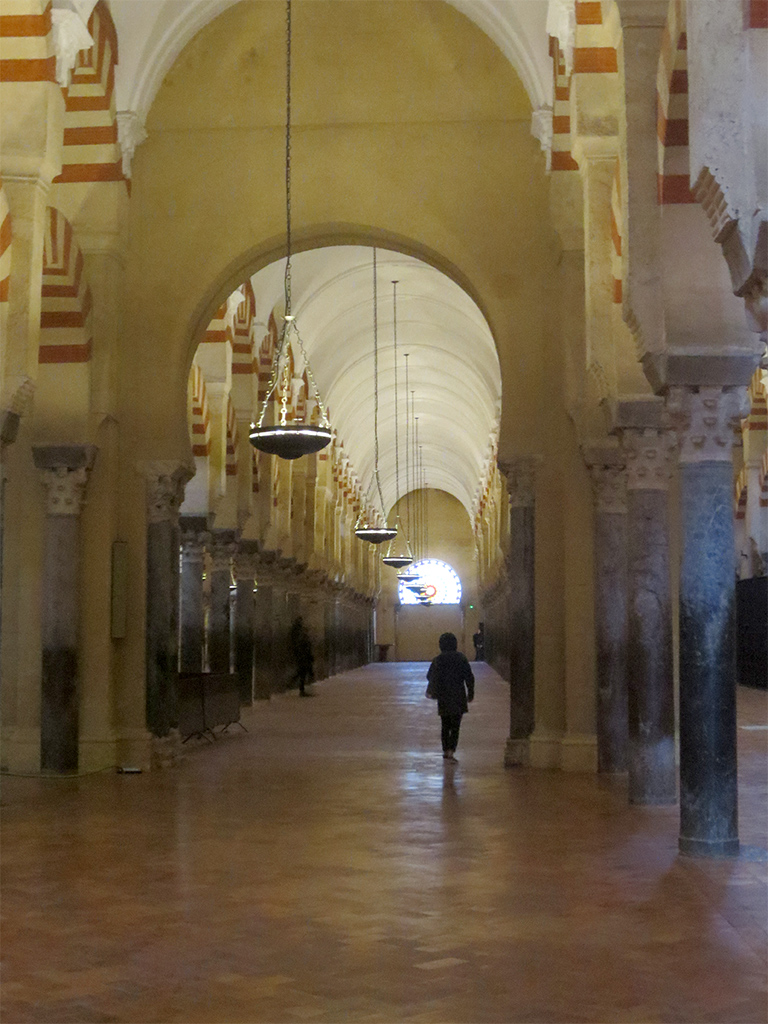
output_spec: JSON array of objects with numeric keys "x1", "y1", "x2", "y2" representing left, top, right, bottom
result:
[
  {"x1": 670, "y1": 386, "x2": 747, "y2": 857},
  {"x1": 233, "y1": 544, "x2": 258, "y2": 706},
  {"x1": 622, "y1": 429, "x2": 677, "y2": 805},
  {"x1": 179, "y1": 525, "x2": 208, "y2": 674},
  {"x1": 499, "y1": 457, "x2": 538, "y2": 767},
  {"x1": 208, "y1": 531, "x2": 236, "y2": 674},
  {"x1": 32, "y1": 445, "x2": 97, "y2": 772},
  {"x1": 252, "y1": 575, "x2": 273, "y2": 700},
  {"x1": 144, "y1": 463, "x2": 190, "y2": 760},
  {"x1": 585, "y1": 447, "x2": 629, "y2": 773}
]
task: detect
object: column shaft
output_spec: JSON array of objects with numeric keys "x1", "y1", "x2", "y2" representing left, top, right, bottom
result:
[
  {"x1": 179, "y1": 538, "x2": 206, "y2": 673},
  {"x1": 627, "y1": 487, "x2": 675, "y2": 804},
  {"x1": 146, "y1": 516, "x2": 180, "y2": 737},
  {"x1": 669, "y1": 383, "x2": 747, "y2": 857},
  {"x1": 252, "y1": 584, "x2": 273, "y2": 700},
  {"x1": 234, "y1": 579, "x2": 255, "y2": 705},
  {"x1": 508, "y1": 503, "x2": 535, "y2": 750},
  {"x1": 40, "y1": 515, "x2": 80, "y2": 771},
  {"x1": 678, "y1": 462, "x2": 738, "y2": 855},
  {"x1": 594, "y1": 508, "x2": 629, "y2": 772}
]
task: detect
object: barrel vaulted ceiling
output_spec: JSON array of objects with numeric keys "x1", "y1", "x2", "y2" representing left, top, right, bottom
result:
[
  {"x1": 111, "y1": 0, "x2": 552, "y2": 121},
  {"x1": 249, "y1": 248, "x2": 502, "y2": 518},
  {"x1": 110, "y1": 0, "x2": 540, "y2": 515}
]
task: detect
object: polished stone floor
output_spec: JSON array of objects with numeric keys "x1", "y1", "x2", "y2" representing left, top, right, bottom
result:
[{"x1": 1, "y1": 663, "x2": 766, "y2": 1024}]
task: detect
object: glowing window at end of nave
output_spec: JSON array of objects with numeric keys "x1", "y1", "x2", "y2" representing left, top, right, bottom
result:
[{"x1": 398, "y1": 558, "x2": 462, "y2": 605}]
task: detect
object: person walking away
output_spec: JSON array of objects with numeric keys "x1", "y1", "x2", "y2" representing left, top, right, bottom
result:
[
  {"x1": 289, "y1": 616, "x2": 314, "y2": 696},
  {"x1": 426, "y1": 632, "x2": 474, "y2": 762},
  {"x1": 472, "y1": 622, "x2": 485, "y2": 662}
]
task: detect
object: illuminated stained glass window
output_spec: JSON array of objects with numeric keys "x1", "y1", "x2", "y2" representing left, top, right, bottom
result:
[{"x1": 398, "y1": 558, "x2": 462, "y2": 605}]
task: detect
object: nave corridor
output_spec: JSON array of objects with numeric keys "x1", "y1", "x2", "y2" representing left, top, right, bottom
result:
[{"x1": 1, "y1": 664, "x2": 766, "y2": 1024}]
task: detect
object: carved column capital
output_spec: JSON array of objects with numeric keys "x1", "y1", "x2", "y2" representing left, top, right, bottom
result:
[
  {"x1": 33, "y1": 444, "x2": 97, "y2": 516},
  {"x1": 667, "y1": 386, "x2": 749, "y2": 464},
  {"x1": 181, "y1": 532, "x2": 209, "y2": 563},
  {"x1": 583, "y1": 444, "x2": 627, "y2": 513},
  {"x1": 209, "y1": 531, "x2": 238, "y2": 574},
  {"x1": 140, "y1": 460, "x2": 193, "y2": 525},
  {"x1": 621, "y1": 428, "x2": 676, "y2": 490},
  {"x1": 498, "y1": 455, "x2": 541, "y2": 508}
]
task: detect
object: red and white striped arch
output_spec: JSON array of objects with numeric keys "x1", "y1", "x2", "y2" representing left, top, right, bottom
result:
[
  {"x1": 0, "y1": 2, "x2": 56, "y2": 85},
  {"x1": 189, "y1": 363, "x2": 211, "y2": 458},
  {"x1": 0, "y1": 181, "x2": 10, "y2": 305},
  {"x1": 225, "y1": 395, "x2": 238, "y2": 477},
  {"x1": 610, "y1": 158, "x2": 623, "y2": 304},
  {"x1": 55, "y1": 1, "x2": 125, "y2": 187},
  {"x1": 39, "y1": 206, "x2": 92, "y2": 363},
  {"x1": 656, "y1": 0, "x2": 694, "y2": 205},
  {"x1": 232, "y1": 280, "x2": 255, "y2": 375}
]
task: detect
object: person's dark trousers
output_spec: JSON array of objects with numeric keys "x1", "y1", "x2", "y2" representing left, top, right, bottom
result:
[{"x1": 441, "y1": 713, "x2": 462, "y2": 753}]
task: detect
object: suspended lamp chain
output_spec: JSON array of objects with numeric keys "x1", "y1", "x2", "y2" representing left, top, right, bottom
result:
[
  {"x1": 372, "y1": 248, "x2": 387, "y2": 518},
  {"x1": 392, "y1": 281, "x2": 400, "y2": 505}
]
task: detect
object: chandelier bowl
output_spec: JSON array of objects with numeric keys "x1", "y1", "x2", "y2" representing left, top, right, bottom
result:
[
  {"x1": 354, "y1": 526, "x2": 398, "y2": 544},
  {"x1": 249, "y1": 424, "x2": 332, "y2": 460}
]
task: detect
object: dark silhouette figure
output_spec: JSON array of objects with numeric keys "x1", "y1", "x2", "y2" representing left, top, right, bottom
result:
[
  {"x1": 289, "y1": 617, "x2": 314, "y2": 696},
  {"x1": 426, "y1": 632, "x2": 474, "y2": 762},
  {"x1": 472, "y1": 622, "x2": 485, "y2": 662}
]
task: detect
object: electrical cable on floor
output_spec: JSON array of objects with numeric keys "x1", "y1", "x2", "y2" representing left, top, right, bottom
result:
[{"x1": 0, "y1": 766, "x2": 141, "y2": 778}]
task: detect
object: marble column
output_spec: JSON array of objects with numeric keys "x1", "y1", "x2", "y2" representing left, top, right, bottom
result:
[
  {"x1": 33, "y1": 445, "x2": 97, "y2": 772},
  {"x1": 499, "y1": 457, "x2": 538, "y2": 768},
  {"x1": 622, "y1": 429, "x2": 677, "y2": 805},
  {"x1": 208, "y1": 531, "x2": 236, "y2": 674},
  {"x1": 585, "y1": 448, "x2": 629, "y2": 773},
  {"x1": 144, "y1": 463, "x2": 190, "y2": 752},
  {"x1": 252, "y1": 576, "x2": 273, "y2": 700},
  {"x1": 179, "y1": 525, "x2": 208, "y2": 674},
  {"x1": 670, "y1": 386, "x2": 746, "y2": 857},
  {"x1": 233, "y1": 545, "x2": 258, "y2": 705}
]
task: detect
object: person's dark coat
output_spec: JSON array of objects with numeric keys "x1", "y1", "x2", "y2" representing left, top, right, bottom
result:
[{"x1": 426, "y1": 651, "x2": 474, "y2": 717}]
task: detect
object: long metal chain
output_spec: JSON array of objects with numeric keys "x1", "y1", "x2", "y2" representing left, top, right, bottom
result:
[
  {"x1": 372, "y1": 247, "x2": 386, "y2": 517},
  {"x1": 284, "y1": 0, "x2": 292, "y2": 320},
  {"x1": 392, "y1": 281, "x2": 399, "y2": 503}
]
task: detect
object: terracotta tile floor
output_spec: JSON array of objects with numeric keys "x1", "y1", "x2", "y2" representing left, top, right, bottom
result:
[{"x1": 1, "y1": 664, "x2": 766, "y2": 1024}]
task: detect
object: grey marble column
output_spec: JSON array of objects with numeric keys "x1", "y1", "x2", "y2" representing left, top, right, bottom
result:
[
  {"x1": 499, "y1": 457, "x2": 538, "y2": 767},
  {"x1": 670, "y1": 386, "x2": 747, "y2": 857},
  {"x1": 179, "y1": 525, "x2": 208, "y2": 674},
  {"x1": 622, "y1": 429, "x2": 676, "y2": 805},
  {"x1": 585, "y1": 447, "x2": 629, "y2": 773},
  {"x1": 252, "y1": 578, "x2": 273, "y2": 700},
  {"x1": 33, "y1": 445, "x2": 97, "y2": 772},
  {"x1": 144, "y1": 462, "x2": 190, "y2": 746},
  {"x1": 233, "y1": 545, "x2": 258, "y2": 706},
  {"x1": 208, "y1": 531, "x2": 236, "y2": 674}
]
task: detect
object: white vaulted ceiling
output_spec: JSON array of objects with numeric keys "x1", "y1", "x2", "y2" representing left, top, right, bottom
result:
[
  {"x1": 249, "y1": 248, "x2": 501, "y2": 517},
  {"x1": 110, "y1": 0, "x2": 551, "y2": 122}
]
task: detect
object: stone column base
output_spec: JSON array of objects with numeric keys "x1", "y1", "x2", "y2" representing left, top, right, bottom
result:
[
  {"x1": 528, "y1": 730, "x2": 564, "y2": 769},
  {"x1": 560, "y1": 733, "x2": 598, "y2": 773},
  {"x1": 503, "y1": 737, "x2": 530, "y2": 767},
  {"x1": 0, "y1": 727, "x2": 41, "y2": 773},
  {"x1": 78, "y1": 737, "x2": 118, "y2": 773},
  {"x1": 150, "y1": 730, "x2": 183, "y2": 770},
  {"x1": 679, "y1": 836, "x2": 739, "y2": 859}
]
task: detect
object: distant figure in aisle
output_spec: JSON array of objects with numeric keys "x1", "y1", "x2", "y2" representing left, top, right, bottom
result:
[
  {"x1": 289, "y1": 617, "x2": 314, "y2": 697},
  {"x1": 426, "y1": 632, "x2": 474, "y2": 763},
  {"x1": 472, "y1": 623, "x2": 485, "y2": 661}
]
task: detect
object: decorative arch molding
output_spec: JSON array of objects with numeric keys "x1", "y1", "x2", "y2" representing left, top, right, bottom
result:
[
  {"x1": 115, "y1": 0, "x2": 551, "y2": 124},
  {"x1": 183, "y1": 224, "x2": 497, "y2": 379},
  {"x1": 39, "y1": 207, "x2": 92, "y2": 364}
]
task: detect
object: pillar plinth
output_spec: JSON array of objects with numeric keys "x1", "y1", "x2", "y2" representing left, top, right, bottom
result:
[
  {"x1": 670, "y1": 386, "x2": 747, "y2": 857},
  {"x1": 498, "y1": 457, "x2": 538, "y2": 767},
  {"x1": 143, "y1": 462, "x2": 191, "y2": 757},
  {"x1": 585, "y1": 448, "x2": 629, "y2": 773},
  {"x1": 623, "y1": 429, "x2": 676, "y2": 805},
  {"x1": 33, "y1": 445, "x2": 97, "y2": 772}
]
